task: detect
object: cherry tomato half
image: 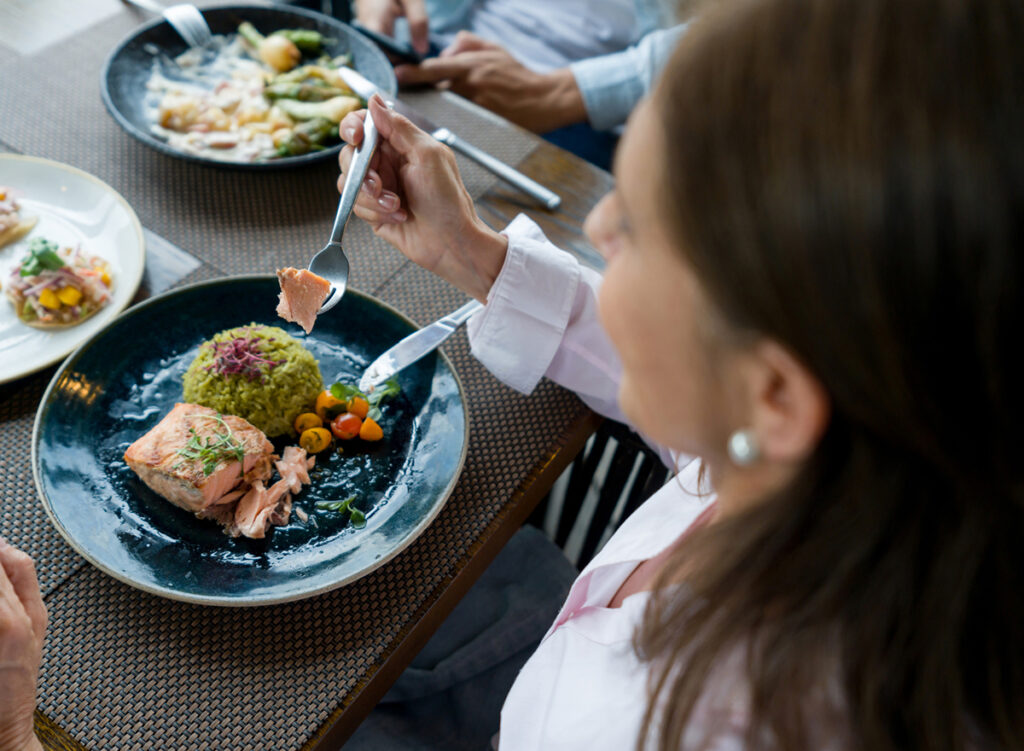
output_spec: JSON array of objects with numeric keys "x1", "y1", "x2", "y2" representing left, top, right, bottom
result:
[
  {"x1": 330, "y1": 412, "x2": 362, "y2": 440},
  {"x1": 359, "y1": 417, "x2": 383, "y2": 442},
  {"x1": 347, "y1": 395, "x2": 369, "y2": 420}
]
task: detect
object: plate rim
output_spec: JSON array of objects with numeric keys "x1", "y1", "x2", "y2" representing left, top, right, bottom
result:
[
  {"x1": 31, "y1": 274, "x2": 470, "y2": 606},
  {"x1": 100, "y1": 3, "x2": 398, "y2": 170},
  {"x1": 0, "y1": 153, "x2": 147, "y2": 385}
]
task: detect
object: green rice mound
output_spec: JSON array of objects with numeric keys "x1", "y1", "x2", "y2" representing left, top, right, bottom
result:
[{"x1": 182, "y1": 324, "x2": 322, "y2": 437}]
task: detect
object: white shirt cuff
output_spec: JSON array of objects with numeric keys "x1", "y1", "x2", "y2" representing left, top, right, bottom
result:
[{"x1": 467, "y1": 214, "x2": 581, "y2": 394}]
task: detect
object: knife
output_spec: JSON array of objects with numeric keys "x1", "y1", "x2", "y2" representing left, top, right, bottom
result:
[
  {"x1": 335, "y1": 67, "x2": 562, "y2": 210},
  {"x1": 358, "y1": 299, "x2": 483, "y2": 393}
]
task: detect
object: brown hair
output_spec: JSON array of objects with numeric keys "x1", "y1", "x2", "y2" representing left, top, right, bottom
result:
[{"x1": 637, "y1": 0, "x2": 1024, "y2": 749}]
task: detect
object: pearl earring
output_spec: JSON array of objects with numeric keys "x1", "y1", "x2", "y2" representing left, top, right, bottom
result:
[{"x1": 727, "y1": 429, "x2": 760, "y2": 466}]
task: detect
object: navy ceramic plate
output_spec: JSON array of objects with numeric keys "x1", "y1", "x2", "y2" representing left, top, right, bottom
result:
[
  {"x1": 32, "y1": 276, "x2": 467, "y2": 605},
  {"x1": 101, "y1": 4, "x2": 397, "y2": 169}
]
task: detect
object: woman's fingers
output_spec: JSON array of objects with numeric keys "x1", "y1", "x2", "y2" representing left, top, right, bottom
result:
[
  {"x1": 366, "y1": 95, "x2": 435, "y2": 158},
  {"x1": 0, "y1": 542, "x2": 45, "y2": 643},
  {"x1": 338, "y1": 109, "x2": 367, "y2": 147}
]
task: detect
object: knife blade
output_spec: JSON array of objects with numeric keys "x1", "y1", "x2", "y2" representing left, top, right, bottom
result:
[
  {"x1": 335, "y1": 67, "x2": 562, "y2": 210},
  {"x1": 358, "y1": 299, "x2": 483, "y2": 393}
]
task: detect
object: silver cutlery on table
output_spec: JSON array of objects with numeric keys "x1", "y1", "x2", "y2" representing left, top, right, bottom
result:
[
  {"x1": 121, "y1": 0, "x2": 213, "y2": 49},
  {"x1": 335, "y1": 67, "x2": 562, "y2": 211},
  {"x1": 311, "y1": 109, "x2": 380, "y2": 315},
  {"x1": 359, "y1": 299, "x2": 484, "y2": 392}
]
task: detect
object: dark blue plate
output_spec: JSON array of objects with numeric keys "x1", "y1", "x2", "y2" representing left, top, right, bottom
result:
[
  {"x1": 101, "y1": 4, "x2": 397, "y2": 169},
  {"x1": 32, "y1": 276, "x2": 467, "y2": 605}
]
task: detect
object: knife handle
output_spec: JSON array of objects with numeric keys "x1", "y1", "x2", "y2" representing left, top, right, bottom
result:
[{"x1": 433, "y1": 129, "x2": 562, "y2": 211}]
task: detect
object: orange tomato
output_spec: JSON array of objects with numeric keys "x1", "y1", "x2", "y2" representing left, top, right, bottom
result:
[
  {"x1": 330, "y1": 412, "x2": 362, "y2": 440},
  {"x1": 358, "y1": 417, "x2": 383, "y2": 442},
  {"x1": 293, "y1": 412, "x2": 322, "y2": 434},
  {"x1": 347, "y1": 396, "x2": 369, "y2": 419},
  {"x1": 314, "y1": 390, "x2": 343, "y2": 420},
  {"x1": 299, "y1": 427, "x2": 332, "y2": 453}
]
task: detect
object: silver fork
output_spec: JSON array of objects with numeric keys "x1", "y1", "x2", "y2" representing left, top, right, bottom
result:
[
  {"x1": 121, "y1": 0, "x2": 213, "y2": 49},
  {"x1": 310, "y1": 109, "x2": 380, "y2": 315}
]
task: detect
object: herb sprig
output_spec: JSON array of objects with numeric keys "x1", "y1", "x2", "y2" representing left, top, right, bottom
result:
[
  {"x1": 173, "y1": 413, "x2": 247, "y2": 476},
  {"x1": 19, "y1": 237, "x2": 64, "y2": 277},
  {"x1": 316, "y1": 495, "x2": 366, "y2": 528}
]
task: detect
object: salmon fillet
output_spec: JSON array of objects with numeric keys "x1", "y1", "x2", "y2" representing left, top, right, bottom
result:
[
  {"x1": 124, "y1": 403, "x2": 274, "y2": 514},
  {"x1": 276, "y1": 267, "x2": 331, "y2": 334}
]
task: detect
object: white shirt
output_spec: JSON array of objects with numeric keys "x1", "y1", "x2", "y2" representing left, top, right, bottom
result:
[
  {"x1": 467, "y1": 215, "x2": 752, "y2": 749},
  {"x1": 424, "y1": 0, "x2": 664, "y2": 72}
]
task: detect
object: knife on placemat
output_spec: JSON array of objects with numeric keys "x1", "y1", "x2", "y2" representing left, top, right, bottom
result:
[
  {"x1": 358, "y1": 299, "x2": 484, "y2": 393},
  {"x1": 335, "y1": 67, "x2": 562, "y2": 210}
]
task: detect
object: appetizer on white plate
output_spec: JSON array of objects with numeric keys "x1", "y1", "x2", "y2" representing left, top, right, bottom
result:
[{"x1": 5, "y1": 236, "x2": 113, "y2": 328}]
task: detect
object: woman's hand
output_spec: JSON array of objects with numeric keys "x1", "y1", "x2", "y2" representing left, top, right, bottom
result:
[
  {"x1": 337, "y1": 95, "x2": 509, "y2": 302},
  {"x1": 0, "y1": 539, "x2": 46, "y2": 751}
]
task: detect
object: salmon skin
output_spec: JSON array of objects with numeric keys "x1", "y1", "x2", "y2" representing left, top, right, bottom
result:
[
  {"x1": 124, "y1": 403, "x2": 315, "y2": 539},
  {"x1": 276, "y1": 267, "x2": 331, "y2": 334}
]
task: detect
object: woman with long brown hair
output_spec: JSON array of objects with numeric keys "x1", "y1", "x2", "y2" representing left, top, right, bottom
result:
[{"x1": 332, "y1": 0, "x2": 1024, "y2": 746}]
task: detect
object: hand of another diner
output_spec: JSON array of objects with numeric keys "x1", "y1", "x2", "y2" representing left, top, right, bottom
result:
[
  {"x1": 354, "y1": 0, "x2": 431, "y2": 55},
  {"x1": 395, "y1": 32, "x2": 588, "y2": 133},
  {"x1": 338, "y1": 95, "x2": 509, "y2": 303},
  {"x1": 0, "y1": 540, "x2": 47, "y2": 751}
]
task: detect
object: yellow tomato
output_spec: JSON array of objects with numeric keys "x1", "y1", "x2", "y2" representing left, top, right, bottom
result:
[
  {"x1": 299, "y1": 427, "x2": 332, "y2": 454},
  {"x1": 293, "y1": 412, "x2": 322, "y2": 434},
  {"x1": 314, "y1": 390, "x2": 343, "y2": 420}
]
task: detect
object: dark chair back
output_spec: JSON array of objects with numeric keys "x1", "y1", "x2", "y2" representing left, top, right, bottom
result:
[{"x1": 530, "y1": 420, "x2": 673, "y2": 567}]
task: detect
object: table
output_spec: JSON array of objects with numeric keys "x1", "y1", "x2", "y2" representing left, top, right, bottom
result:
[{"x1": 0, "y1": 2, "x2": 612, "y2": 749}]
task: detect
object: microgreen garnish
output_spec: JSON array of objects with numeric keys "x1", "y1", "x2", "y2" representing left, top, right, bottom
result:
[
  {"x1": 206, "y1": 333, "x2": 285, "y2": 382},
  {"x1": 19, "y1": 237, "x2": 64, "y2": 277},
  {"x1": 316, "y1": 495, "x2": 366, "y2": 528},
  {"x1": 329, "y1": 377, "x2": 400, "y2": 421},
  {"x1": 173, "y1": 413, "x2": 246, "y2": 476}
]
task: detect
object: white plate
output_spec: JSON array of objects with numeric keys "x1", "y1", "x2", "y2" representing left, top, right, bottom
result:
[{"x1": 0, "y1": 155, "x2": 145, "y2": 384}]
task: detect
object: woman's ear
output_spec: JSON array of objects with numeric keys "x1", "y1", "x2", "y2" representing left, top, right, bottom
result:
[{"x1": 743, "y1": 340, "x2": 830, "y2": 464}]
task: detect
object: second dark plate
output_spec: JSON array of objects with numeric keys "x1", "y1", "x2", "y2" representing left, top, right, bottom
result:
[{"x1": 101, "y1": 4, "x2": 397, "y2": 169}]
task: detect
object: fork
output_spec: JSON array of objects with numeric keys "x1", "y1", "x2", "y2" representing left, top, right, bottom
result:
[
  {"x1": 309, "y1": 109, "x2": 380, "y2": 315},
  {"x1": 121, "y1": 0, "x2": 213, "y2": 49}
]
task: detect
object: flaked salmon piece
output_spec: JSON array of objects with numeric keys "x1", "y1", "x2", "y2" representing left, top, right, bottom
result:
[
  {"x1": 124, "y1": 403, "x2": 274, "y2": 514},
  {"x1": 276, "y1": 267, "x2": 331, "y2": 334},
  {"x1": 276, "y1": 445, "x2": 314, "y2": 490},
  {"x1": 229, "y1": 445, "x2": 314, "y2": 538}
]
